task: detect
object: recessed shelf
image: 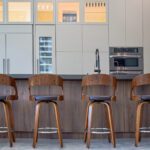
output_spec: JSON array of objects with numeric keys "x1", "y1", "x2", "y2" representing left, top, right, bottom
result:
[
  {"x1": 37, "y1": 2, "x2": 53, "y2": 23},
  {"x1": 58, "y1": 2, "x2": 80, "y2": 23},
  {"x1": 0, "y1": 0, "x2": 3, "y2": 22},
  {"x1": 84, "y1": 1, "x2": 107, "y2": 23}
]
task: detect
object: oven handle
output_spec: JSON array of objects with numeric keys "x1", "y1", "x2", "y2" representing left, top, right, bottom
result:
[
  {"x1": 109, "y1": 55, "x2": 141, "y2": 58},
  {"x1": 110, "y1": 71, "x2": 142, "y2": 74}
]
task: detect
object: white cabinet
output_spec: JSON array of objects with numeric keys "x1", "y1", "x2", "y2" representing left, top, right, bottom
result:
[
  {"x1": 109, "y1": 0, "x2": 143, "y2": 46},
  {"x1": 0, "y1": 25, "x2": 33, "y2": 74},
  {"x1": 143, "y1": 0, "x2": 150, "y2": 73},
  {"x1": 35, "y1": 25, "x2": 56, "y2": 73},
  {"x1": 0, "y1": 34, "x2": 5, "y2": 73},
  {"x1": 109, "y1": 0, "x2": 126, "y2": 46},
  {"x1": 126, "y1": 0, "x2": 143, "y2": 46},
  {"x1": 83, "y1": 25, "x2": 108, "y2": 52},
  {"x1": 83, "y1": 51, "x2": 109, "y2": 74},
  {"x1": 57, "y1": 52, "x2": 82, "y2": 74},
  {"x1": 7, "y1": 34, "x2": 32, "y2": 74},
  {"x1": 56, "y1": 25, "x2": 82, "y2": 52}
]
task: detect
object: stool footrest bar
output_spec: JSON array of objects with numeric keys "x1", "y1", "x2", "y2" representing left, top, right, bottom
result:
[{"x1": 37, "y1": 127, "x2": 58, "y2": 134}]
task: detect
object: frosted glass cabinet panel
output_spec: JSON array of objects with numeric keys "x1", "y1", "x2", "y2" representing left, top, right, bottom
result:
[
  {"x1": 0, "y1": 0, "x2": 3, "y2": 22},
  {"x1": 58, "y1": 2, "x2": 80, "y2": 23},
  {"x1": 35, "y1": 25, "x2": 55, "y2": 74},
  {"x1": 36, "y1": 2, "x2": 53, "y2": 23},
  {"x1": 0, "y1": 34, "x2": 5, "y2": 73},
  {"x1": 8, "y1": 2, "x2": 31, "y2": 23},
  {"x1": 84, "y1": 1, "x2": 107, "y2": 23}
]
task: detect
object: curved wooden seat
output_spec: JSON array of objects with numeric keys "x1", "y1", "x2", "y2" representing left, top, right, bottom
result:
[
  {"x1": 28, "y1": 74, "x2": 64, "y2": 148},
  {"x1": 131, "y1": 73, "x2": 150, "y2": 147},
  {"x1": 0, "y1": 74, "x2": 18, "y2": 147},
  {"x1": 82, "y1": 74, "x2": 117, "y2": 148}
]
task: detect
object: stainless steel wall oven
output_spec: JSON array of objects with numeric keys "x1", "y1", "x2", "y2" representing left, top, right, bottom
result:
[{"x1": 109, "y1": 47, "x2": 143, "y2": 78}]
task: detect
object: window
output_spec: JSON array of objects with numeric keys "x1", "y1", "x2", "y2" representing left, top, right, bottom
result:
[
  {"x1": 58, "y1": 2, "x2": 79, "y2": 23},
  {"x1": 8, "y1": 2, "x2": 31, "y2": 22},
  {"x1": 84, "y1": 1, "x2": 106, "y2": 23},
  {"x1": 39, "y1": 37, "x2": 53, "y2": 73},
  {"x1": 0, "y1": 0, "x2": 3, "y2": 22},
  {"x1": 37, "y1": 2, "x2": 53, "y2": 23}
]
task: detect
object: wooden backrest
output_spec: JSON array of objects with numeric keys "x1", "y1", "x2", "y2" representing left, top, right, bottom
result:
[
  {"x1": 0, "y1": 74, "x2": 18, "y2": 100},
  {"x1": 82, "y1": 74, "x2": 117, "y2": 101},
  {"x1": 28, "y1": 74, "x2": 64, "y2": 101},
  {"x1": 131, "y1": 73, "x2": 150, "y2": 101}
]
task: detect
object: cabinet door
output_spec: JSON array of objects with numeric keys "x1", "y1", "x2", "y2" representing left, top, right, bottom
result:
[
  {"x1": 56, "y1": 25, "x2": 82, "y2": 52},
  {"x1": 6, "y1": 34, "x2": 33, "y2": 74},
  {"x1": 143, "y1": 0, "x2": 150, "y2": 73},
  {"x1": 0, "y1": 34, "x2": 5, "y2": 73},
  {"x1": 57, "y1": 52, "x2": 82, "y2": 74},
  {"x1": 109, "y1": 0, "x2": 126, "y2": 46},
  {"x1": 35, "y1": 25, "x2": 56, "y2": 73},
  {"x1": 83, "y1": 25, "x2": 108, "y2": 52},
  {"x1": 126, "y1": 0, "x2": 143, "y2": 46}
]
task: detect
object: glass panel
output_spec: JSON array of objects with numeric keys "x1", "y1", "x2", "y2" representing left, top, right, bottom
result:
[
  {"x1": 0, "y1": 0, "x2": 3, "y2": 22},
  {"x1": 58, "y1": 2, "x2": 79, "y2": 23},
  {"x1": 37, "y1": 2, "x2": 53, "y2": 23},
  {"x1": 39, "y1": 37, "x2": 53, "y2": 73},
  {"x1": 8, "y1": 2, "x2": 31, "y2": 22},
  {"x1": 114, "y1": 58, "x2": 139, "y2": 67},
  {"x1": 85, "y1": 1, "x2": 106, "y2": 23}
]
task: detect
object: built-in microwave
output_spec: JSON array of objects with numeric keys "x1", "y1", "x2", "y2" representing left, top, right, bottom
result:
[{"x1": 109, "y1": 47, "x2": 143, "y2": 76}]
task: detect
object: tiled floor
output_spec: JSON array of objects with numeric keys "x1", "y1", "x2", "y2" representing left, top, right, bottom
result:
[{"x1": 0, "y1": 138, "x2": 150, "y2": 150}]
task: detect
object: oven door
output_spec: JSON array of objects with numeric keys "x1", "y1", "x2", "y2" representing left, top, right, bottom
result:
[{"x1": 110, "y1": 56, "x2": 143, "y2": 71}]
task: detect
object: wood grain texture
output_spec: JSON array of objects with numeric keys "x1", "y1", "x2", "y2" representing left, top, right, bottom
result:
[{"x1": 0, "y1": 79, "x2": 150, "y2": 138}]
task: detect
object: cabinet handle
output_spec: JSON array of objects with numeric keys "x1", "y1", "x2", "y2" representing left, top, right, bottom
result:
[
  {"x1": 7, "y1": 59, "x2": 10, "y2": 74},
  {"x1": 3, "y1": 59, "x2": 6, "y2": 74},
  {"x1": 37, "y1": 59, "x2": 39, "y2": 74}
]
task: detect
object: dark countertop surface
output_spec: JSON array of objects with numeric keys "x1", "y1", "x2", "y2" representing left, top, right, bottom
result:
[{"x1": 10, "y1": 74, "x2": 133, "y2": 80}]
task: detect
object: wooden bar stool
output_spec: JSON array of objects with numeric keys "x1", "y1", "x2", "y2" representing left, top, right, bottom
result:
[
  {"x1": 0, "y1": 74, "x2": 18, "y2": 147},
  {"x1": 131, "y1": 73, "x2": 150, "y2": 147},
  {"x1": 82, "y1": 74, "x2": 117, "y2": 148},
  {"x1": 28, "y1": 74, "x2": 64, "y2": 148}
]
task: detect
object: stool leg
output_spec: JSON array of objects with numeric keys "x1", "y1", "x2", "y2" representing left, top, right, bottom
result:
[
  {"x1": 3, "y1": 102, "x2": 13, "y2": 147},
  {"x1": 135, "y1": 102, "x2": 145, "y2": 147},
  {"x1": 6, "y1": 101, "x2": 15, "y2": 143},
  {"x1": 84, "y1": 102, "x2": 90, "y2": 143},
  {"x1": 53, "y1": 102, "x2": 63, "y2": 148},
  {"x1": 104, "y1": 102, "x2": 116, "y2": 148},
  {"x1": 139, "y1": 104, "x2": 144, "y2": 143},
  {"x1": 105, "y1": 106, "x2": 111, "y2": 143},
  {"x1": 33, "y1": 102, "x2": 41, "y2": 148},
  {"x1": 86, "y1": 103, "x2": 93, "y2": 149}
]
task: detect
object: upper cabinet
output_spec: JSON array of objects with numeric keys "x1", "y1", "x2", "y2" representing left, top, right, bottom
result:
[
  {"x1": 109, "y1": 0, "x2": 125, "y2": 46},
  {"x1": 0, "y1": 25, "x2": 33, "y2": 74},
  {"x1": 0, "y1": 0, "x2": 3, "y2": 23},
  {"x1": 0, "y1": 34, "x2": 5, "y2": 73},
  {"x1": 35, "y1": 0, "x2": 54, "y2": 24},
  {"x1": 125, "y1": 0, "x2": 143, "y2": 47},
  {"x1": 7, "y1": 0, "x2": 32, "y2": 23},
  {"x1": 35, "y1": 25, "x2": 56, "y2": 74},
  {"x1": 143, "y1": 0, "x2": 150, "y2": 73},
  {"x1": 109, "y1": 0, "x2": 143, "y2": 47},
  {"x1": 57, "y1": 1, "x2": 80, "y2": 24},
  {"x1": 84, "y1": 0, "x2": 107, "y2": 24}
]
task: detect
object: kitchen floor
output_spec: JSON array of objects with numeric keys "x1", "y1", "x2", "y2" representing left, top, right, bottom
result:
[{"x1": 0, "y1": 138, "x2": 150, "y2": 150}]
